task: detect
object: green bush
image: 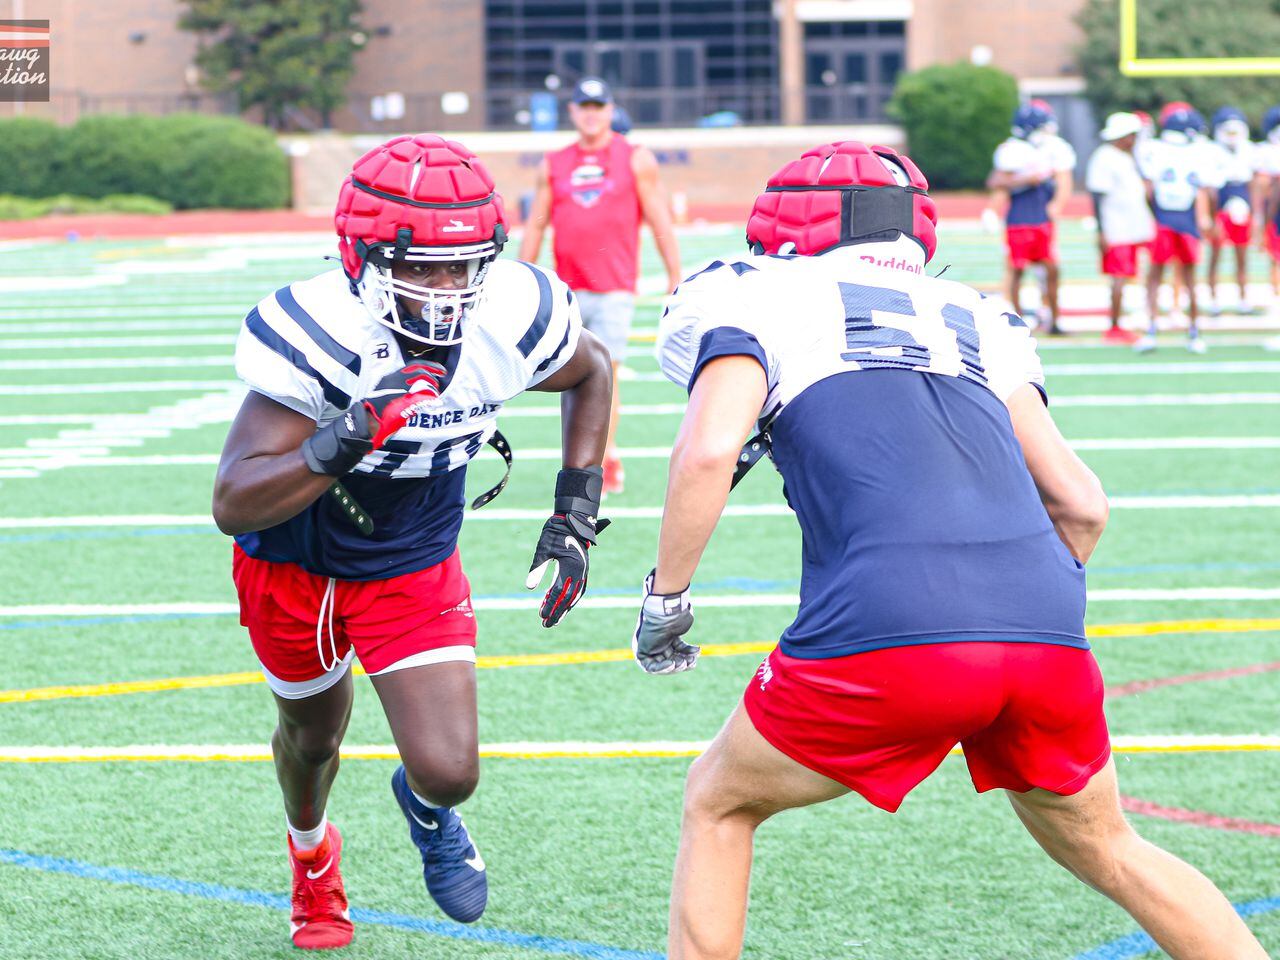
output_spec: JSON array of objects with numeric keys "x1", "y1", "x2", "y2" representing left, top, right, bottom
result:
[
  {"x1": 0, "y1": 113, "x2": 289, "y2": 210},
  {"x1": 0, "y1": 117, "x2": 69, "y2": 198},
  {"x1": 0, "y1": 194, "x2": 173, "y2": 220},
  {"x1": 888, "y1": 63, "x2": 1020, "y2": 190}
]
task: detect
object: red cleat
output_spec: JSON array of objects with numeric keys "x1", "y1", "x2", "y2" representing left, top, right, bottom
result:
[
  {"x1": 603, "y1": 455, "x2": 625, "y2": 496},
  {"x1": 289, "y1": 824, "x2": 354, "y2": 950},
  {"x1": 1101, "y1": 326, "x2": 1139, "y2": 344}
]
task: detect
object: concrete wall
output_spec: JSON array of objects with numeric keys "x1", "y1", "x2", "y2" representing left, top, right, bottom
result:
[{"x1": 285, "y1": 126, "x2": 906, "y2": 222}]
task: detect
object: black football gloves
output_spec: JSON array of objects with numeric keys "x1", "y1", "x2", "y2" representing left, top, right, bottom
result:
[
  {"x1": 301, "y1": 361, "x2": 447, "y2": 476},
  {"x1": 525, "y1": 466, "x2": 610, "y2": 627}
]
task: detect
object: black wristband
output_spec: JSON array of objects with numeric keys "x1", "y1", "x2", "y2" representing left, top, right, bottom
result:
[
  {"x1": 300, "y1": 408, "x2": 373, "y2": 476},
  {"x1": 553, "y1": 465, "x2": 604, "y2": 518}
]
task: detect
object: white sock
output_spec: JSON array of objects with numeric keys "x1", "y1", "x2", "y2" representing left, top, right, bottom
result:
[
  {"x1": 288, "y1": 815, "x2": 328, "y2": 853},
  {"x1": 410, "y1": 787, "x2": 441, "y2": 810}
]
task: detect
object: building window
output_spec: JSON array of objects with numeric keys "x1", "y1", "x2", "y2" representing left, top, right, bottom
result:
[
  {"x1": 803, "y1": 20, "x2": 905, "y2": 123},
  {"x1": 485, "y1": 0, "x2": 779, "y2": 129}
]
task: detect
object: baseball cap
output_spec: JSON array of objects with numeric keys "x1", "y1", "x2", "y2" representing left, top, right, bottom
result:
[
  {"x1": 1099, "y1": 112, "x2": 1142, "y2": 141},
  {"x1": 572, "y1": 77, "x2": 613, "y2": 105}
]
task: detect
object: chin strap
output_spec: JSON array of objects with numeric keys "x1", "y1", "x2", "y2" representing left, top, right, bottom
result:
[{"x1": 730, "y1": 408, "x2": 780, "y2": 491}]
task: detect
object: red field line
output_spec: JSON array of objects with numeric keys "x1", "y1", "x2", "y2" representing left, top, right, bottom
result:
[
  {"x1": 1105, "y1": 662, "x2": 1280, "y2": 699},
  {"x1": 1120, "y1": 795, "x2": 1280, "y2": 837}
]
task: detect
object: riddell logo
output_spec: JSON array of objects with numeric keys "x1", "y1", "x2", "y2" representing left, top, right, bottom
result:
[
  {"x1": 441, "y1": 219, "x2": 475, "y2": 233},
  {"x1": 859, "y1": 253, "x2": 922, "y2": 274}
]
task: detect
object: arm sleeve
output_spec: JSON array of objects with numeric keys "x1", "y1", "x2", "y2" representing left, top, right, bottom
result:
[
  {"x1": 974, "y1": 295, "x2": 1047, "y2": 405},
  {"x1": 993, "y1": 141, "x2": 1024, "y2": 173},
  {"x1": 656, "y1": 262, "x2": 777, "y2": 394},
  {"x1": 524, "y1": 269, "x2": 583, "y2": 389}
]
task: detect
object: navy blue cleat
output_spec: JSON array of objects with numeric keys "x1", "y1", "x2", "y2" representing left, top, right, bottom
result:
[{"x1": 391, "y1": 764, "x2": 488, "y2": 923}]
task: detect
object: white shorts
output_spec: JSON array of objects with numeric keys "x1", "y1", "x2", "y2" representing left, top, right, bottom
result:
[{"x1": 575, "y1": 290, "x2": 636, "y2": 361}]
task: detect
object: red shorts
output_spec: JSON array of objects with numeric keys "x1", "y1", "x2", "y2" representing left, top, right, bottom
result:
[
  {"x1": 1150, "y1": 225, "x2": 1200, "y2": 265},
  {"x1": 1213, "y1": 210, "x2": 1251, "y2": 247},
  {"x1": 1100, "y1": 243, "x2": 1142, "y2": 278},
  {"x1": 1267, "y1": 223, "x2": 1280, "y2": 261},
  {"x1": 232, "y1": 545, "x2": 477, "y2": 699},
  {"x1": 1005, "y1": 222, "x2": 1057, "y2": 269},
  {"x1": 743, "y1": 642, "x2": 1111, "y2": 813}
]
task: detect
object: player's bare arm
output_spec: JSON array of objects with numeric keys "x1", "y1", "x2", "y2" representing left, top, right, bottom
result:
[
  {"x1": 632, "y1": 146, "x2": 682, "y2": 293},
  {"x1": 212, "y1": 392, "x2": 335, "y2": 535},
  {"x1": 517, "y1": 159, "x2": 553, "y2": 263},
  {"x1": 528, "y1": 327, "x2": 613, "y2": 467},
  {"x1": 1006, "y1": 383, "x2": 1108, "y2": 563},
  {"x1": 987, "y1": 169, "x2": 1044, "y2": 191},
  {"x1": 653, "y1": 356, "x2": 765, "y2": 593}
]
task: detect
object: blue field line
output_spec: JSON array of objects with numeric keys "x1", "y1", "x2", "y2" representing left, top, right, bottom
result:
[
  {"x1": 1072, "y1": 894, "x2": 1280, "y2": 959},
  {"x1": 0, "y1": 847, "x2": 665, "y2": 960}
]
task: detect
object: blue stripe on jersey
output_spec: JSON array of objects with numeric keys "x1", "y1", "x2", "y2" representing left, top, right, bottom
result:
[
  {"x1": 370, "y1": 438, "x2": 423, "y2": 477},
  {"x1": 772, "y1": 370, "x2": 1086, "y2": 659},
  {"x1": 516, "y1": 262, "x2": 554, "y2": 358},
  {"x1": 688, "y1": 326, "x2": 767, "y2": 393},
  {"x1": 429, "y1": 431, "x2": 483, "y2": 476},
  {"x1": 274, "y1": 286, "x2": 362, "y2": 375},
  {"x1": 535, "y1": 296, "x2": 574, "y2": 375},
  {"x1": 681, "y1": 260, "x2": 759, "y2": 287},
  {"x1": 245, "y1": 307, "x2": 351, "y2": 409}
]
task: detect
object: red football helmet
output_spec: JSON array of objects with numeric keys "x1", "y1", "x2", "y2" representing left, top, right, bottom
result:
[
  {"x1": 745, "y1": 141, "x2": 937, "y2": 262},
  {"x1": 334, "y1": 134, "x2": 508, "y2": 345}
]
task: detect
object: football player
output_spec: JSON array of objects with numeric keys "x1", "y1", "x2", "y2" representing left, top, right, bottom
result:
[
  {"x1": 1257, "y1": 107, "x2": 1280, "y2": 311},
  {"x1": 986, "y1": 101, "x2": 1076, "y2": 334},
  {"x1": 213, "y1": 135, "x2": 612, "y2": 949},
  {"x1": 1135, "y1": 103, "x2": 1215, "y2": 353},
  {"x1": 634, "y1": 140, "x2": 1267, "y2": 960},
  {"x1": 1205, "y1": 107, "x2": 1260, "y2": 315}
]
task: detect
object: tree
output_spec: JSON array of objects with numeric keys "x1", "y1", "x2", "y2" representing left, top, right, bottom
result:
[
  {"x1": 180, "y1": 0, "x2": 365, "y2": 130},
  {"x1": 1077, "y1": 0, "x2": 1280, "y2": 128},
  {"x1": 887, "y1": 63, "x2": 1019, "y2": 190}
]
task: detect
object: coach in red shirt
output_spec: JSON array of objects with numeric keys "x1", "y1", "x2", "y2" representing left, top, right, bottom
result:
[{"x1": 521, "y1": 77, "x2": 682, "y2": 495}]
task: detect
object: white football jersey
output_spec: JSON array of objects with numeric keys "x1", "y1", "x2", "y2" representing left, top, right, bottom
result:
[
  {"x1": 657, "y1": 240, "x2": 1045, "y2": 420},
  {"x1": 235, "y1": 260, "x2": 580, "y2": 478}
]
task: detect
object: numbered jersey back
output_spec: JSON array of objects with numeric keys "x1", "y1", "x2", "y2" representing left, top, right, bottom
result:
[{"x1": 657, "y1": 247, "x2": 1046, "y2": 419}]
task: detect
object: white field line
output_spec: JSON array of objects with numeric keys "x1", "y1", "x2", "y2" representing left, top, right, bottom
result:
[
  {"x1": 0, "y1": 380, "x2": 243, "y2": 395},
  {"x1": 4, "y1": 393, "x2": 1280, "y2": 427},
  {"x1": 1044, "y1": 361, "x2": 1280, "y2": 376},
  {"x1": 4, "y1": 497, "x2": 1280, "y2": 530},
  {"x1": 3, "y1": 589, "x2": 1280, "y2": 619},
  {"x1": 0, "y1": 334, "x2": 237, "y2": 350},
  {"x1": 0, "y1": 305, "x2": 248, "y2": 319},
  {"x1": 0, "y1": 356, "x2": 232, "y2": 371},
  {"x1": 0, "y1": 319, "x2": 240, "y2": 334},
  {"x1": 6, "y1": 437, "x2": 1280, "y2": 473},
  {"x1": 0, "y1": 735, "x2": 1276, "y2": 763}
]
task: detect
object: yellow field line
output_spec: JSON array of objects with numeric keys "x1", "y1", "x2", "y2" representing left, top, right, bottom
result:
[
  {"x1": 1, "y1": 739, "x2": 1276, "y2": 764},
  {"x1": 2, "y1": 619, "x2": 1277, "y2": 706}
]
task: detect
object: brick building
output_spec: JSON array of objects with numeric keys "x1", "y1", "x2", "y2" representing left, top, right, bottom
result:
[{"x1": 2, "y1": 0, "x2": 1086, "y2": 130}]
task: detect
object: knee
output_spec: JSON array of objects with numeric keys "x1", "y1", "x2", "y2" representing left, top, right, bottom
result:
[
  {"x1": 682, "y1": 752, "x2": 767, "y2": 830},
  {"x1": 1056, "y1": 826, "x2": 1142, "y2": 895},
  {"x1": 402, "y1": 751, "x2": 480, "y2": 809},
  {"x1": 275, "y1": 722, "x2": 343, "y2": 768}
]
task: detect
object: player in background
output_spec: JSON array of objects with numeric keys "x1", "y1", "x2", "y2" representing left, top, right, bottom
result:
[
  {"x1": 520, "y1": 76, "x2": 682, "y2": 496},
  {"x1": 634, "y1": 139, "x2": 1268, "y2": 960},
  {"x1": 1258, "y1": 107, "x2": 1280, "y2": 350},
  {"x1": 213, "y1": 135, "x2": 612, "y2": 948},
  {"x1": 1085, "y1": 112, "x2": 1154, "y2": 343},
  {"x1": 986, "y1": 101, "x2": 1075, "y2": 334},
  {"x1": 1205, "y1": 107, "x2": 1261, "y2": 315},
  {"x1": 1135, "y1": 103, "x2": 1214, "y2": 353}
]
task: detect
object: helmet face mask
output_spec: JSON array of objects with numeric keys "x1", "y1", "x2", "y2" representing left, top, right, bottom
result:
[
  {"x1": 356, "y1": 240, "x2": 498, "y2": 346},
  {"x1": 334, "y1": 134, "x2": 509, "y2": 347}
]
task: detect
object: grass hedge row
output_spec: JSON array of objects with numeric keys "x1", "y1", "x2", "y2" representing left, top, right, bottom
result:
[{"x1": 0, "y1": 114, "x2": 289, "y2": 210}]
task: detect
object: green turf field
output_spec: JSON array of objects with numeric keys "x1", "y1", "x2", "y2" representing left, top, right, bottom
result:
[{"x1": 0, "y1": 226, "x2": 1277, "y2": 960}]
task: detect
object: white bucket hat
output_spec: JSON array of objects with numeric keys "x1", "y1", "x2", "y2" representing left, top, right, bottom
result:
[{"x1": 1100, "y1": 112, "x2": 1143, "y2": 141}]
